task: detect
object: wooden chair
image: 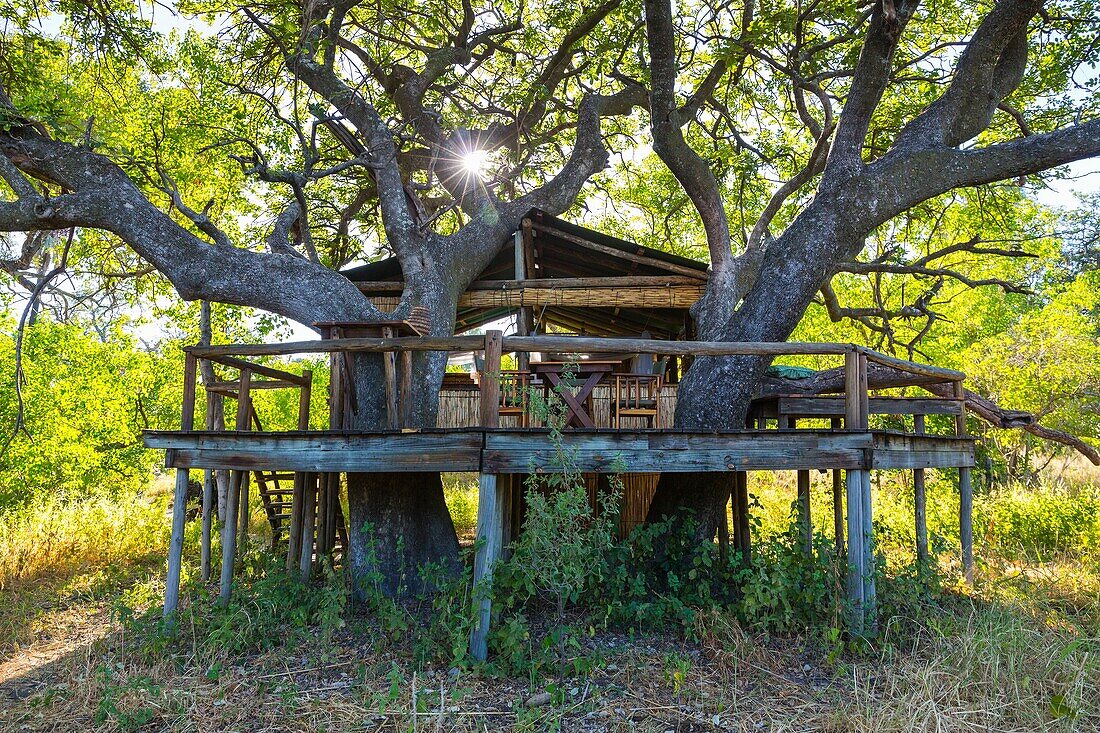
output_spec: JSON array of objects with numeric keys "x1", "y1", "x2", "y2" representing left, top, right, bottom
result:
[
  {"x1": 498, "y1": 370, "x2": 532, "y2": 427},
  {"x1": 612, "y1": 372, "x2": 662, "y2": 428}
]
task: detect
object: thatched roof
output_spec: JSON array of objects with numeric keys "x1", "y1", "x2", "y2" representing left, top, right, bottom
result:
[{"x1": 343, "y1": 209, "x2": 709, "y2": 339}]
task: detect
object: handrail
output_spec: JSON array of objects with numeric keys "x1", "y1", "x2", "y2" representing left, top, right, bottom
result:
[{"x1": 186, "y1": 334, "x2": 963, "y2": 383}]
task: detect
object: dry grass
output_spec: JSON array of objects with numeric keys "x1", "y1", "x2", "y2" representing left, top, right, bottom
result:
[
  {"x1": 1, "y1": 594, "x2": 1095, "y2": 732},
  {"x1": 1, "y1": 473, "x2": 1097, "y2": 731},
  {"x1": 0, "y1": 483, "x2": 170, "y2": 654}
]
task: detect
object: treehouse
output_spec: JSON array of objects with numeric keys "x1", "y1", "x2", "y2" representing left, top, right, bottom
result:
[{"x1": 145, "y1": 211, "x2": 977, "y2": 660}]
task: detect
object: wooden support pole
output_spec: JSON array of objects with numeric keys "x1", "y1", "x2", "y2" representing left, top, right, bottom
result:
[
  {"x1": 235, "y1": 370, "x2": 253, "y2": 550},
  {"x1": 830, "y1": 418, "x2": 845, "y2": 561},
  {"x1": 200, "y1": 391, "x2": 216, "y2": 582},
  {"x1": 164, "y1": 353, "x2": 198, "y2": 618},
  {"x1": 913, "y1": 414, "x2": 929, "y2": 575},
  {"x1": 470, "y1": 472, "x2": 506, "y2": 661},
  {"x1": 733, "y1": 471, "x2": 751, "y2": 564},
  {"x1": 955, "y1": 380, "x2": 974, "y2": 584},
  {"x1": 217, "y1": 368, "x2": 251, "y2": 607},
  {"x1": 480, "y1": 331, "x2": 503, "y2": 428},
  {"x1": 787, "y1": 416, "x2": 812, "y2": 556},
  {"x1": 843, "y1": 349, "x2": 874, "y2": 635},
  {"x1": 299, "y1": 473, "x2": 317, "y2": 582},
  {"x1": 717, "y1": 491, "x2": 730, "y2": 566},
  {"x1": 797, "y1": 469, "x2": 812, "y2": 556},
  {"x1": 470, "y1": 331, "x2": 504, "y2": 661},
  {"x1": 287, "y1": 371, "x2": 312, "y2": 571}
]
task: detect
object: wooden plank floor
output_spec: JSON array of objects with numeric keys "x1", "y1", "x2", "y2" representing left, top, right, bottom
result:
[{"x1": 144, "y1": 429, "x2": 974, "y2": 473}]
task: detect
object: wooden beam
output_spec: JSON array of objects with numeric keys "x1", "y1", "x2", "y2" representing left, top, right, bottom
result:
[
  {"x1": 483, "y1": 431, "x2": 874, "y2": 473},
  {"x1": 480, "y1": 331, "x2": 503, "y2": 429},
  {"x1": 164, "y1": 352, "x2": 198, "y2": 619},
  {"x1": 454, "y1": 284, "x2": 705, "y2": 310},
  {"x1": 202, "y1": 355, "x2": 310, "y2": 385},
  {"x1": 200, "y1": 393, "x2": 216, "y2": 583},
  {"x1": 775, "y1": 396, "x2": 963, "y2": 418},
  {"x1": 955, "y1": 380, "x2": 974, "y2": 585}
]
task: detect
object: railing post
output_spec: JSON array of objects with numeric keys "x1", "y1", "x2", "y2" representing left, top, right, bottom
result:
[
  {"x1": 844, "y1": 348, "x2": 874, "y2": 635},
  {"x1": 164, "y1": 352, "x2": 197, "y2": 619},
  {"x1": 479, "y1": 330, "x2": 503, "y2": 429},
  {"x1": 471, "y1": 330, "x2": 504, "y2": 660},
  {"x1": 954, "y1": 379, "x2": 974, "y2": 584}
]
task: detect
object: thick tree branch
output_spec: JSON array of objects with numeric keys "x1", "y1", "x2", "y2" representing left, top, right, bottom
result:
[
  {"x1": 894, "y1": 0, "x2": 1040, "y2": 150},
  {"x1": 0, "y1": 126, "x2": 379, "y2": 327},
  {"x1": 826, "y1": 0, "x2": 920, "y2": 177}
]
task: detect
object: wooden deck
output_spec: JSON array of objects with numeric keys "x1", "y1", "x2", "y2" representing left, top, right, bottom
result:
[
  {"x1": 154, "y1": 330, "x2": 978, "y2": 654},
  {"x1": 145, "y1": 428, "x2": 975, "y2": 474}
]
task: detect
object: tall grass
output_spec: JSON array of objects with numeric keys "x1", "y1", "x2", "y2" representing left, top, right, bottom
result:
[{"x1": 0, "y1": 485, "x2": 169, "y2": 651}]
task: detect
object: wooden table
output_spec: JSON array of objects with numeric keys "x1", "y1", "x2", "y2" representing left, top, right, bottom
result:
[{"x1": 530, "y1": 360, "x2": 620, "y2": 428}]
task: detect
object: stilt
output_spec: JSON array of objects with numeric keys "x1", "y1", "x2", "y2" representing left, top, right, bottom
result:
[
  {"x1": 286, "y1": 373, "x2": 312, "y2": 572},
  {"x1": 218, "y1": 470, "x2": 241, "y2": 607},
  {"x1": 470, "y1": 472, "x2": 505, "y2": 661},
  {"x1": 299, "y1": 473, "x2": 317, "y2": 582},
  {"x1": 797, "y1": 469, "x2": 812, "y2": 556},
  {"x1": 954, "y1": 381, "x2": 974, "y2": 584},
  {"x1": 200, "y1": 392, "x2": 216, "y2": 582},
  {"x1": 164, "y1": 353, "x2": 197, "y2": 619},
  {"x1": 913, "y1": 414, "x2": 929, "y2": 575},
  {"x1": 830, "y1": 418, "x2": 844, "y2": 560},
  {"x1": 844, "y1": 349, "x2": 875, "y2": 635},
  {"x1": 733, "y1": 470, "x2": 751, "y2": 564},
  {"x1": 217, "y1": 368, "x2": 251, "y2": 607},
  {"x1": 237, "y1": 470, "x2": 250, "y2": 550},
  {"x1": 717, "y1": 491, "x2": 730, "y2": 566}
]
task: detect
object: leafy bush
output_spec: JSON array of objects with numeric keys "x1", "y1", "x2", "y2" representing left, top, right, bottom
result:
[{"x1": 0, "y1": 318, "x2": 180, "y2": 509}]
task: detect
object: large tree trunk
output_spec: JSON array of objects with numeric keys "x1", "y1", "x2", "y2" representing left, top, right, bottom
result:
[
  {"x1": 340, "y1": 296, "x2": 463, "y2": 597},
  {"x1": 645, "y1": 212, "x2": 854, "y2": 539}
]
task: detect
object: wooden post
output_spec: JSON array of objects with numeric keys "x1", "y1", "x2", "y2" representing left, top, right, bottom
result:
[
  {"x1": 287, "y1": 372, "x2": 312, "y2": 571},
  {"x1": 913, "y1": 413, "x2": 929, "y2": 576},
  {"x1": 164, "y1": 353, "x2": 197, "y2": 618},
  {"x1": 200, "y1": 390, "x2": 216, "y2": 582},
  {"x1": 470, "y1": 471, "x2": 506, "y2": 661},
  {"x1": 786, "y1": 416, "x2": 812, "y2": 556},
  {"x1": 382, "y1": 325, "x2": 399, "y2": 429},
  {"x1": 218, "y1": 368, "x2": 251, "y2": 607},
  {"x1": 797, "y1": 468, "x2": 812, "y2": 556},
  {"x1": 235, "y1": 370, "x2": 253, "y2": 550},
  {"x1": 473, "y1": 330, "x2": 506, "y2": 655},
  {"x1": 717, "y1": 492, "x2": 730, "y2": 566},
  {"x1": 844, "y1": 349, "x2": 874, "y2": 635},
  {"x1": 480, "y1": 330, "x2": 503, "y2": 427},
  {"x1": 471, "y1": 331, "x2": 504, "y2": 661},
  {"x1": 514, "y1": 228, "x2": 533, "y2": 370},
  {"x1": 400, "y1": 349, "x2": 414, "y2": 427},
  {"x1": 733, "y1": 471, "x2": 751, "y2": 564},
  {"x1": 299, "y1": 473, "x2": 317, "y2": 582},
  {"x1": 830, "y1": 417, "x2": 845, "y2": 560},
  {"x1": 955, "y1": 380, "x2": 974, "y2": 584}
]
